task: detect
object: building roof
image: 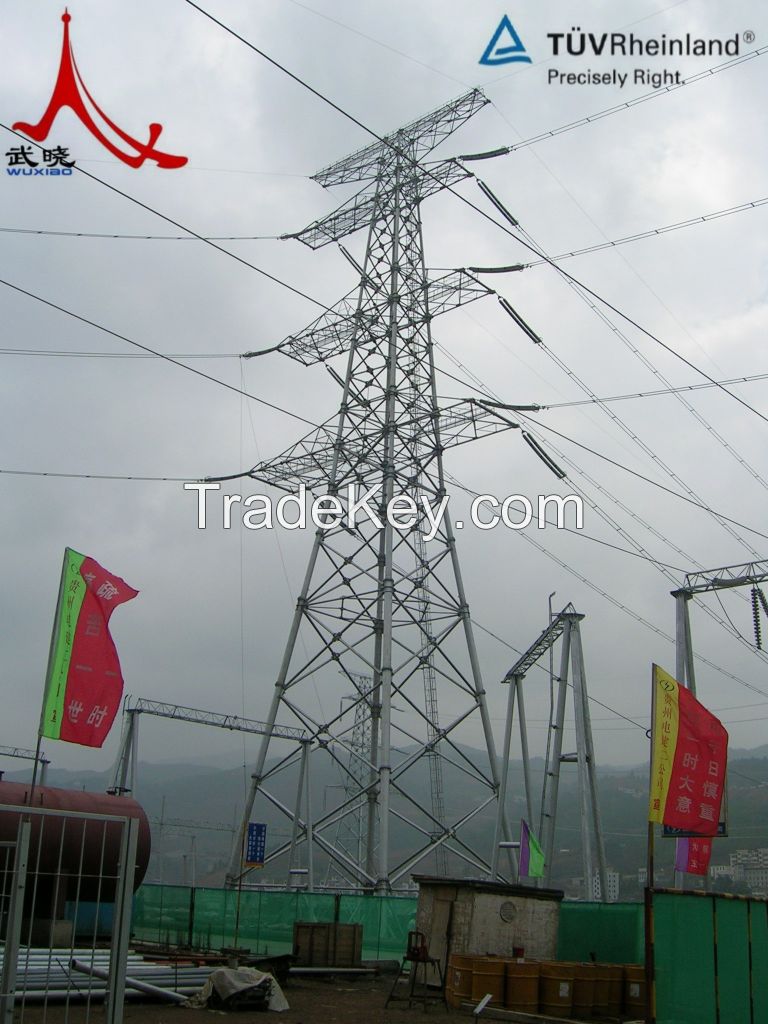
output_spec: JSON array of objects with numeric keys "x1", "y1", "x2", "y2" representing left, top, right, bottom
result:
[{"x1": 412, "y1": 875, "x2": 564, "y2": 902}]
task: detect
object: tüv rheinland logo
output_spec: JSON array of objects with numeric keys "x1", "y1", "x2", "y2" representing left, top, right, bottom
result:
[{"x1": 479, "y1": 15, "x2": 532, "y2": 66}]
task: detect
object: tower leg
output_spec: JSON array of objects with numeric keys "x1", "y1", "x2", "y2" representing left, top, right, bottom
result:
[
  {"x1": 491, "y1": 678, "x2": 518, "y2": 880},
  {"x1": 541, "y1": 626, "x2": 571, "y2": 887},
  {"x1": 571, "y1": 622, "x2": 607, "y2": 901},
  {"x1": 516, "y1": 676, "x2": 534, "y2": 827}
]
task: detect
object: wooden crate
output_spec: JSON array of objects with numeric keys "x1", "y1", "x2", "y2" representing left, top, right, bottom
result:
[{"x1": 292, "y1": 921, "x2": 363, "y2": 966}]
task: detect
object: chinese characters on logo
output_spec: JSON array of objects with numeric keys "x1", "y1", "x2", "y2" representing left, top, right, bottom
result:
[{"x1": 5, "y1": 143, "x2": 75, "y2": 176}]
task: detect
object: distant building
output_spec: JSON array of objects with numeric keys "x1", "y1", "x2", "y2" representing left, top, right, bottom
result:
[
  {"x1": 745, "y1": 868, "x2": 768, "y2": 896},
  {"x1": 731, "y1": 849, "x2": 768, "y2": 869},
  {"x1": 709, "y1": 863, "x2": 744, "y2": 882}
]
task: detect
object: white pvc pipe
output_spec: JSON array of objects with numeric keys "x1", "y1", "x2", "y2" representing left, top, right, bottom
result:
[{"x1": 70, "y1": 958, "x2": 189, "y2": 1004}]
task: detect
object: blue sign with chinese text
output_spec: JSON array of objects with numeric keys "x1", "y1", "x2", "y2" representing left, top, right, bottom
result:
[{"x1": 245, "y1": 822, "x2": 267, "y2": 867}]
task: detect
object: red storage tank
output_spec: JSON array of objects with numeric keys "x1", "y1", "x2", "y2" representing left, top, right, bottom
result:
[{"x1": 0, "y1": 781, "x2": 150, "y2": 900}]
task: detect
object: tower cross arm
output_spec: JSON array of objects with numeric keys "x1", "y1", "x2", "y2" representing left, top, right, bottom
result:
[
  {"x1": 436, "y1": 399, "x2": 520, "y2": 450},
  {"x1": 275, "y1": 289, "x2": 366, "y2": 366},
  {"x1": 425, "y1": 269, "x2": 495, "y2": 316},
  {"x1": 501, "y1": 605, "x2": 582, "y2": 680},
  {"x1": 288, "y1": 160, "x2": 471, "y2": 249},
  {"x1": 275, "y1": 270, "x2": 493, "y2": 366},
  {"x1": 244, "y1": 400, "x2": 521, "y2": 496},
  {"x1": 680, "y1": 559, "x2": 768, "y2": 594},
  {"x1": 311, "y1": 88, "x2": 489, "y2": 187}
]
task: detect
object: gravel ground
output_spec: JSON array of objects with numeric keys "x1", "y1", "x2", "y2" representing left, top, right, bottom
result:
[{"x1": 17, "y1": 974, "x2": 453, "y2": 1024}]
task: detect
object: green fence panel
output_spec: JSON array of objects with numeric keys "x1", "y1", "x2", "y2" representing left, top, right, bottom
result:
[
  {"x1": 337, "y1": 895, "x2": 416, "y2": 960},
  {"x1": 714, "y1": 898, "x2": 750, "y2": 1024},
  {"x1": 378, "y1": 897, "x2": 416, "y2": 960},
  {"x1": 133, "y1": 884, "x2": 192, "y2": 945},
  {"x1": 191, "y1": 886, "x2": 240, "y2": 949},
  {"x1": 133, "y1": 885, "x2": 414, "y2": 959},
  {"x1": 556, "y1": 902, "x2": 644, "y2": 964},
  {"x1": 750, "y1": 902, "x2": 768, "y2": 1024},
  {"x1": 296, "y1": 891, "x2": 336, "y2": 925},
  {"x1": 654, "y1": 893, "x2": 716, "y2": 1024},
  {"x1": 338, "y1": 894, "x2": 382, "y2": 958}
]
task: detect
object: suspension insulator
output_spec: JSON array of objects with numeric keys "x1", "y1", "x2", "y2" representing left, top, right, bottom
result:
[{"x1": 752, "y1": 587, "x2": 762, "y2": 650}]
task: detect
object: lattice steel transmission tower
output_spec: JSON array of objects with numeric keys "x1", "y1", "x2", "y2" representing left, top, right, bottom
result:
[
  {"x1": 324, "y1": 672, "x2": 376, "y2": 886},
  {"x1": 229, "y1": 90, "x2": 524, "y2": 891}
]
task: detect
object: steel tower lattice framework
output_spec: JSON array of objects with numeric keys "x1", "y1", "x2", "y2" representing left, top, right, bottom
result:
[
  {"x1": 229, "y1": 90, "x2": 526, "y2": 891},
  {"x1": 325, "y1": 672, "x2": 375, "y2": 886}
]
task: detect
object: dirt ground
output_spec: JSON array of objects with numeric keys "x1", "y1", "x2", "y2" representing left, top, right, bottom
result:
[{"x1": 18, "y1": 975, "x2": 453, "y2": 1024}]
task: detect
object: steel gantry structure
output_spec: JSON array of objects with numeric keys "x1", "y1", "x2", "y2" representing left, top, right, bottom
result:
[
  {"x1": 228, "y1": 89, "x2": 533, "y2": 891},
  {"x1": 491, "y1": 605, "x2": 607, "y2": 900},
  {"x1": 672, "y1": 559, "x2": 768, "y2": 693},
  {"x1": 0, "y1": 746, "x2": 49, "y2": 785},
  {"x1": 669, "y1": 559, "x2": 768, "y2": 888}
]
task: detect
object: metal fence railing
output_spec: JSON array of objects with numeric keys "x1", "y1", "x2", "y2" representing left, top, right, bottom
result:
[{"x1": 0, "y1": 803, "x2": 138, "y2": 1024}]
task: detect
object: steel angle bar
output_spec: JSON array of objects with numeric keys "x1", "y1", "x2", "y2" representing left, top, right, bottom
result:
[
  {"x1": 503, "y1": 606, "x2": 582, "y2": 680},
  {"x1": 128, "y1": 698, "x2": 305, "y2": 741},
  {"x1": 389, "y1": 795, "x2": 497, "y2": 883}
]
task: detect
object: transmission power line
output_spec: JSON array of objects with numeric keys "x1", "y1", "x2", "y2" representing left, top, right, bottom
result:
[
  {"x1": 519, "y1": 197, "x2": 768, "y2": 267},
  {"x1": 432, "y1": 333, "x2": 768, "y2": 697},
  {"x1": 3, "y1": 192, "x2": 764, "y2": 246},
  {"x1": 464, "y1": 199, "x2": 768, "y2": 547},
  {"x1": 0, "y1": 121, "x2": 330, "y2": 314},
  {"x1": 0, "y1": 275, "x2": 322, "y2": 430},
  {"x1": 544, "y1": 374, "x2": 768, "y2": 409},
  {"x1": 0, "y1": 226, "x2": 281, "y2": 240}
]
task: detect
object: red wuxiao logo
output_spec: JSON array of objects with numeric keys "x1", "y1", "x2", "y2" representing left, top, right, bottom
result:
[{"x1": 13, "y1": 8, "x2": 187, "y2": 170}]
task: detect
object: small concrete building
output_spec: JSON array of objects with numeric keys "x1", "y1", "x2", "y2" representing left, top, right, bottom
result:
[{"x1": 413, "y1": 875, "x2": 564, "y2": 973}]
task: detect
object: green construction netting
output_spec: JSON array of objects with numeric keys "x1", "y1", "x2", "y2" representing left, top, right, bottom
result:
[
  {"x1": 750, "y1": 902, "x2": 768, "y2": 1024},
  {"x1": 714, "y1": 898, "x2": 751, "y2": 1024},
  {"x1": 133, "y1": 884, "x2": 193, "y2": 946},
  {"x1": 651, "y1": 893, "x2": 768, "y2": 1024},
  {"x1": 338, "y1": 894, "x2": 416, "y2": 960},
  {"x1": 132, "y1": 885, "x2": 417, "y2": 959},
  {"x1": 556, "y1": 902, "x2": 644, "y2": 964},
  {"x1": 653, "y1": 893, "x2": 716, "y2": 1024}
]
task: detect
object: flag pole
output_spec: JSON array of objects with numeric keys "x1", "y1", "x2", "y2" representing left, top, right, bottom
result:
[
  {"x1": 645, "y1": 666, "x2": 657, "y2": 1024},
  {"x1": 30, "y1": 548, "x2": 70, "y2": 806},
  {"x1": 28, "y1": 736, "x2": 44, "y2": 807}
]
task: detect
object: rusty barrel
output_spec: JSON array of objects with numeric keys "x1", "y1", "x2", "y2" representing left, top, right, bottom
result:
[
  {"x1": 624, "y1": 965, "x2": 646, "y2": 1015},
  {"x1": 605, "y1": 964, "x2": 624, "y2": 1015},
  {"x1": 571, "y1": 963, "x2": 596, "y2": 1019},
  {"x1": 539, "y1": 962, "x2": 574, "y2": 1019},
  {"x1": 505, "y1": 960, "x2": 539, "y2": 1013},
  {"x1": 446, "y1": 953, "x2": 474, "y2": 1008},
  {"x1": 591, "y1": 961, "x2": 612, "y2": 1015},
  {"x1": 470, "y1": 957, "x2": 505, "y2": 1006}
]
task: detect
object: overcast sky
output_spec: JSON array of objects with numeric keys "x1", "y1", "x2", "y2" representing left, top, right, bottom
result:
[{"x1": 1, "y1": 0, "x2": 767, "y2": 799}]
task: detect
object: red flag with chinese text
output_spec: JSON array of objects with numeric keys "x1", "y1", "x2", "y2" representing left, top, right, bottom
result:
[
  {"x1": 40, "y1": 549, "x2": 138, "y2": 747},
  {"x1": 649, "y1": 665, "x2": 728, "y2": 836},
  {"x1": 675, "y1": 836, "x2": 712, "y2": 875}
]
